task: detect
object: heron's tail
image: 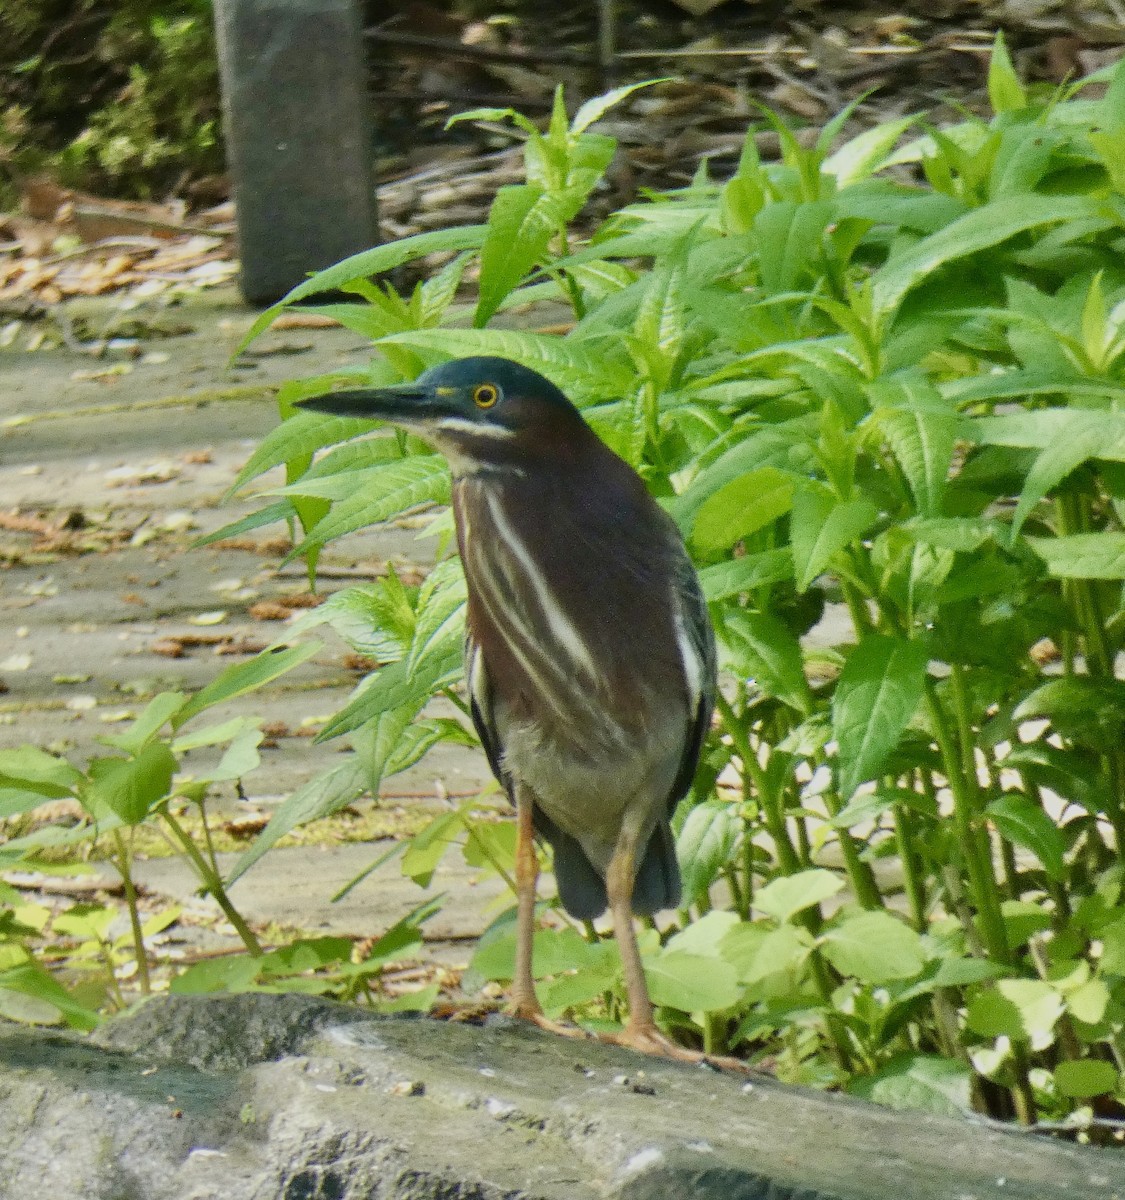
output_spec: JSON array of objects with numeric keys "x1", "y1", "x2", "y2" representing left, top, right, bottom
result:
[{"x1": 545, "y1": 821, "x2": 680, "y2": 920}]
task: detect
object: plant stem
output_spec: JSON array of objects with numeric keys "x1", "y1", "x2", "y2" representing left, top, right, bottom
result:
[
  {"x1": 1056, "y1": 496, "x2": 1125, "y2": 843},
  {"x1": 197, "y1": 797, "x2": 221, "y2": 878},
  {"x1": 818, "y1": 771, "x2": 883, "y2": 910},
  {"x1": 441, "y1": 687, "x2": 472, "y2": 718},
  {"x1": 925, "y1": 679, "x2": 1009, "y2": 965},
  {"x1": 96, "y1": 936, "x2": 127, "y2": 1010},
  {"x1": 894, "y1": 790, "x2": 927, "y2": 932},
  {"x1": 160, "y1": 810, "x2": 263, "y2": 956},
  {"x1": 810, "y1": 950, "x2": 854, "y2": 1072},
  {"x1": 112, "y1": 829, "x2": 150, "y2": 995},
  {"x1": 724, "y1": 862, "x2": 748, "y2": 920},
  {"x1": 714, "y1": 691, "x2": 801, "y2": 875},
  {"x1": 703, "y1": 1009, "x2": 724, "y2": 1056}
]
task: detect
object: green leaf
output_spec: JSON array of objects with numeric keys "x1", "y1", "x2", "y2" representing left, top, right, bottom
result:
[
  {"x1": 225, "y1": 759, "x2": 368, "y2": 885},
  {"x1": 1026, "y1": 533, "x2": 1125, "y2": 580},
  {"x1": 755, "y1": 869, "x2": 843, "y2": 925},
  {"x1": 571, "y1": 80, "x2": 665, "y2": 135},
  {"x1": 821, "y1": 911, "x2": 926, "y2": 983},
  {"x1": 872, "y1": 195, "x2": 1094, "y2": 319},
  {"x1": 285, "y1": 459, "x2": 451, "y2": 556},
  {"x1": 1011, "y1": 417, "x2": 1112, "y2": 538},
  {"x1": 1053, "y1": 1059, "x2": 1118, "y2": 1099},
  {"x1": 172, "y1": 716, "x2": 258, "y2": 753},
  {"x1": 718, "y1": 610, "x2": 812, "y2": 714},
  {"x1": 665, "y1": 910, "x2": 741, "y2": 958},
  {"x1": 697, "y1": 549, "x2": 794, "y2": 600},
  {"x1": 202, "y1": 729, "x2": 264, "y2": 784},
  {"x1": 1065, "y1": 979, "x2": 1109, "y2": 1025},
  {"x1": 754, "y1": 200, "x2": 834, "y2": 293},
  {"x1": 631, "y1": 257, "x2": 686, "y2": 390},
  {"x1": 832, "y1": 636, "x2": 929, "y2": 798},
  {"x1": 987, "y1": 32, "x2": 1028, "y2": 115},
  {"x1": 401, "y1": 810, "x2": 463, "y2": 888},
  {"x1": 848, "y1": 1055, "x2": 972, "y2": 1117},
  {"x1": 823, "y1": 116, "x2": 918, "y2": 186},
  {"x1": 740, "y1": 924, "x2": 812, "y2": 984},
  {"x1": 353, "y1": 702, "x2": 434, "y2": 792},
  {"x1": 475, "y1": 185, "x2": 564, "y2": 327},
  {"x1": 901, "y1": 517, "x2": 997, "y2": 553},
  {"x1": 986, "y1": 796, "x2": 1066, "y2": 881},
  {"x1": 0, "y1": 963, "x2": 99, "y2": 1030},
  {"x1": 383, "y1": 719, "x2": 464, "y2": 780},
  {"x1": 175, "y1": 642, "x2": 322, "y2": 728},
  {"x1": 371, "y1": 985, "x2": 440, "y2": 1015},
  {"x1": 676, "y1": 801, "x2": 740, "y2": 906},
  {"x1": 1098, "y1": 917, "x2": 1125, "y2": 975},
  {"x1": 869, "y1": 380, "x2": 957, "y2": 517},
  {"x1": 98, "y1": 692, "x2": 186, "y2": 754},
  {"x1": 238, "y1": 225, "x2": 488, "y2": 352},
  {"x1": 692, "y1": 467, "x2": 795, "y2": 554},
  {"x1": 407, "y1": 562, "x2": 467, "y2": 675},
  {"x1": 790, "y1": 487, "x2": 879, "y2": 591},
  {"x1": 643, "y1": 950, "x2": 742, "y2": 1012},
  {"x1": 0, "y1": 785, "x2": 66, "y2": 820},
  {"x1": 378, "y1": 328, "x2": 628, "y2": 396},
  {"x1": 966, "y1": 980, "x2": 1064, "y2": 1042},
  {"x1": 54, "y1": 902, "x2": 117, "y2": 941},
  {"x1": 317, "y1": 637, "x2": 460, "y2": 742},
  {"x1": 84, "y1": 742, "x2": 177, "y2": 826},
  {"x1": 192, "y1": 500, "x2": 295, "y2": 548},
  {"x1": 228, "y1": 412, "x2": 380, "y2": 495},
  {"x1": 539, "y1": 965, "x2": 618, "y2": 1016},
  {"x1": 171, "y1": 953, "x2": 262, "y2": 994},
  {"x1": 970, "y1": 409, "x2": 1125, "y2": 455},
  {"x1": 0, "y1": 746, "x2": 82, "y2": 791},
  {"x1": 461, "y1": 819, "x2": 516, "y2": 875}
]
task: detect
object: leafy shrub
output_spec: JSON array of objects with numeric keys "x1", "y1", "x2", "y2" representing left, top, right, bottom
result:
[
  {"x1": 0, "y1": 0, "x2": 221, "y2": 201},
  {"x1": 25, "y1": 40, "x2": 1119, "y2": 1122}
]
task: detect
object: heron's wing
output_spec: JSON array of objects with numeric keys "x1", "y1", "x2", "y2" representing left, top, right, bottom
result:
[
  {"x1": 667, "y1": 550, "x2": 717, "y2": 811},
  {"x1": 465, "y1": 632, "x2": 509, "y2": 790}
]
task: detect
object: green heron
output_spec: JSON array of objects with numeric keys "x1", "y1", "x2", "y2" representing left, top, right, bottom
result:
[{"x1": 297, "y1": 356, "x2": 716, "y2": 1057}]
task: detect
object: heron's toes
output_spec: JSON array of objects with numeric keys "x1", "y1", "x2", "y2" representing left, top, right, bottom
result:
[
  {"x1": 603, "y1": 1022, "x2": 748, "y2": 1072},
  {"x1": 506, "y1": 999, "x2": 590, "y2": 1039}
]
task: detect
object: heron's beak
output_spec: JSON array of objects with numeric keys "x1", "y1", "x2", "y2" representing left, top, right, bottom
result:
[{"x1": 294, "y1": 383, "x2": 434, "y2": 423}]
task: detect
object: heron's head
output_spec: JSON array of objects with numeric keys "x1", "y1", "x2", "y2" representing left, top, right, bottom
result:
[{"x1": 295, "y1": 356, "x2": 589, "y2": 473}]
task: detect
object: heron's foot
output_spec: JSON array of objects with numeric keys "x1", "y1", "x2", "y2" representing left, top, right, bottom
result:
[
  {"x1": 506, "y1": 997, "x2": 589, "y2": 1039},
  {"x1": 603, "y1": 1021, "x2": 748, "y2": 1072}
]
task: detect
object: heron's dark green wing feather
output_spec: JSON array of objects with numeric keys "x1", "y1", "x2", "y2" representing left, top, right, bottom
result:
[
  {"x1": 667, "y1": 549, "x2": 717, "y2": 811},
  {"x1": 467, "y1": 629, "x2": 613, "y2": 918},
  {"x1": 465, "y1": 634, "x2": 508, "y2": 791}
]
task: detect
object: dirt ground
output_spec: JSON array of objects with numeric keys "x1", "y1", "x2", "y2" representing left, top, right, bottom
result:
[{"x1": 0, "y1": 284, "x2": 503, "y2": 968}]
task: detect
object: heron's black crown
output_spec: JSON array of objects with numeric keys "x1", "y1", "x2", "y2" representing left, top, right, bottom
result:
[{"x1": 413, "y1": 356, "x2": 580, "y2": 428}]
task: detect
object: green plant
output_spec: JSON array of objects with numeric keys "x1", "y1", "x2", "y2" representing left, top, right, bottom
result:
[
  {"x1": 169, "y1": 896, "x2": 443, "y2": 1012},
  {"x1": 225, "y1": 46, "x2": 1125, "y2": 1123},
  {"x1": 0, "y1": 0, "x2": 221, "y2": 201},
  {"x1": 0, "y1": 643, "x2": 322, "y2": 1024}
]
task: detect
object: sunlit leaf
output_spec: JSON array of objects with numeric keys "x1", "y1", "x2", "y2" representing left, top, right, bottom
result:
[{"x1": 832, "y1": 636, "x2": 929, "y2": 798}]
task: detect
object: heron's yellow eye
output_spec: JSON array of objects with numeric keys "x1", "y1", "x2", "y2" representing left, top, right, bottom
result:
[{"x1": 473, "y1": 383, "x2": 499, "y2": 409}]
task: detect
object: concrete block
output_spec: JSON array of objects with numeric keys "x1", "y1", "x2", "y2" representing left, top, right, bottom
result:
[{"x1": 214, "y1": 0, "x2": 377, "y2": 305}]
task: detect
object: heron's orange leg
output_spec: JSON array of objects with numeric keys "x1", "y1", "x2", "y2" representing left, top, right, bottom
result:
[
  {"x1": 602, "y1": 834, "x2": 746, "y2": 1071},
  {"x1": 507, "y1": 785, "x2": 586, "y2": 1038}
]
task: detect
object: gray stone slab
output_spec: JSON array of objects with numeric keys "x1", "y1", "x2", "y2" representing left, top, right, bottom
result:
[{"x1": 2, "y1": 993, "x2": 1123, "y2": 1200}]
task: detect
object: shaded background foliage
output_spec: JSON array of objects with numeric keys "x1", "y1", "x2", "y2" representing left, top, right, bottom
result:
[
  {"x1": 0, "y1": 0, "x2": 222, "y2": 204},
  {"x1": 3, "y1": 0, "x2": 1125, "y2": 207}
]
